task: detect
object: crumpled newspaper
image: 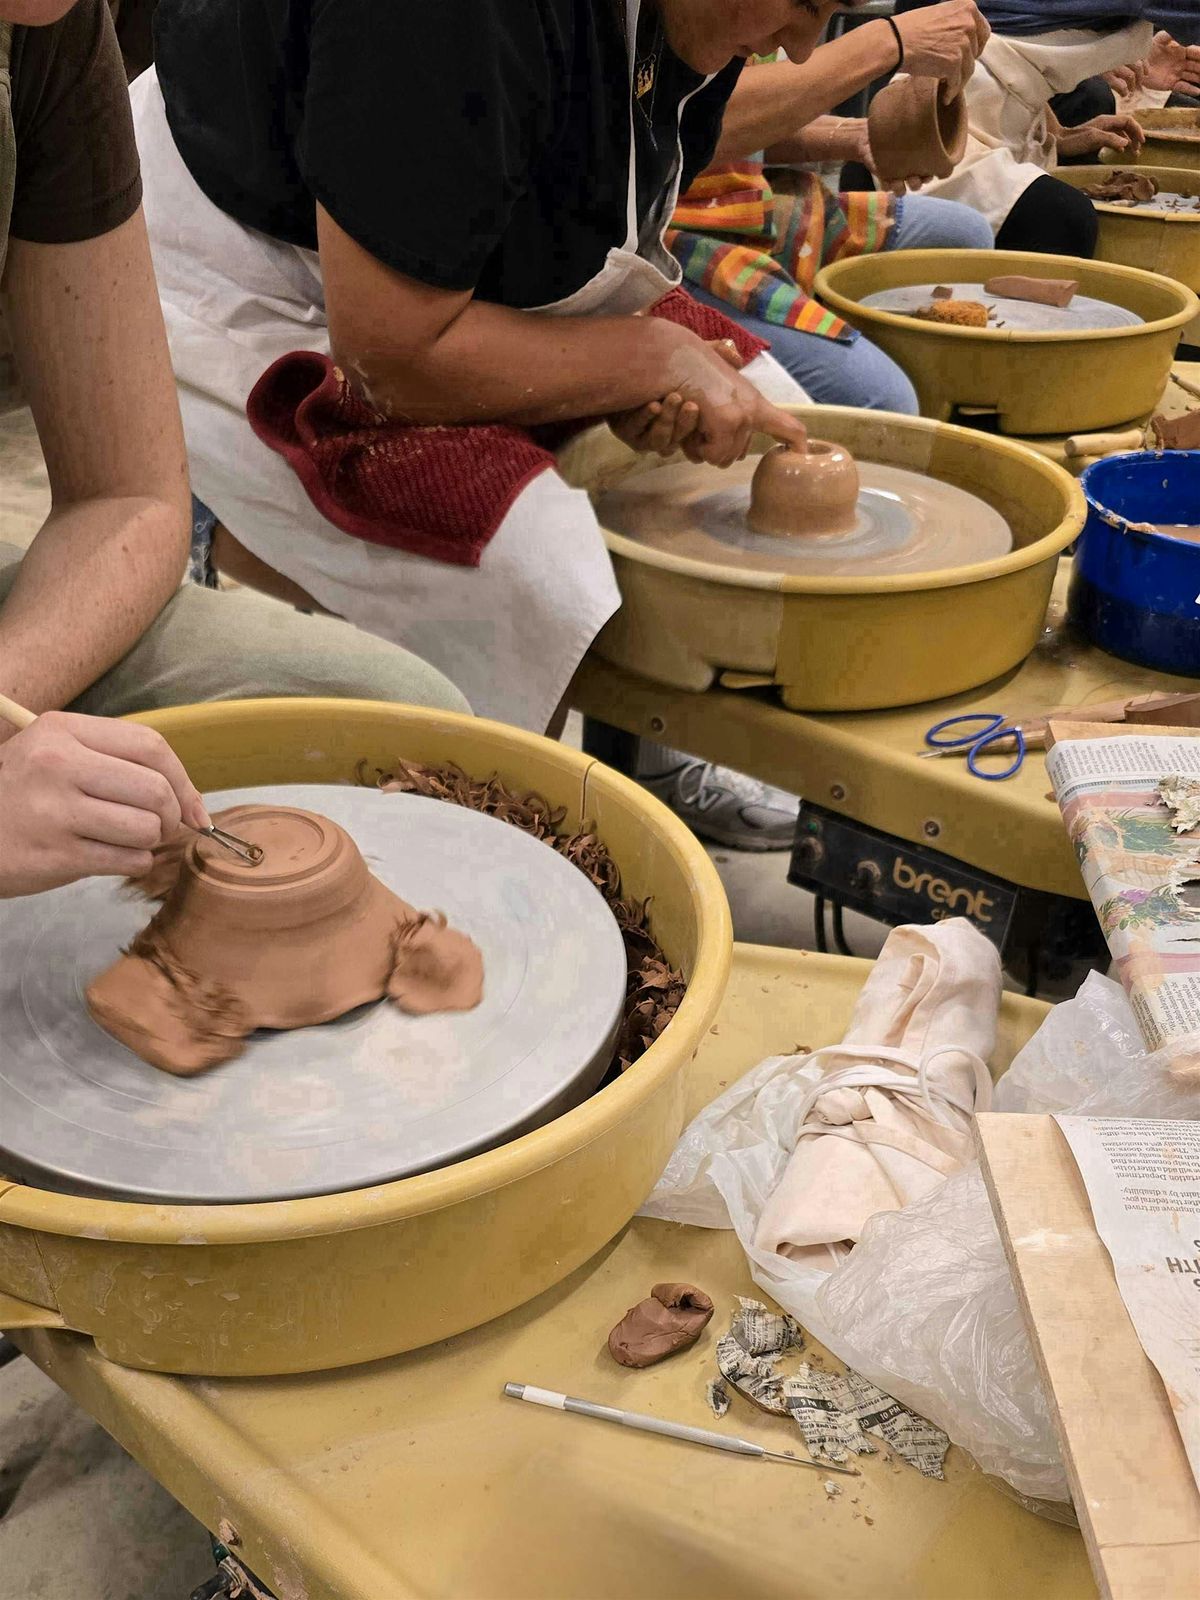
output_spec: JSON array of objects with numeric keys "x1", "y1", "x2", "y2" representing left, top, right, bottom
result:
[
  {"x1": 715, "y1": 1297, "x2": 804, "y2": 1414},
  {"x1": 785, "y1": 1364, "x2": 950, "y2": 1479},
  {"x1": 1159, "y1": 775, "x2": 1200, "y2": 837},
  {"x1": 712, "y1": 1299, "x2": 949, "y2": 1478}
]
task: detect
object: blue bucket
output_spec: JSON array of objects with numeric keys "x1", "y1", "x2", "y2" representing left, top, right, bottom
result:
[{"x1": 1068, "y1": 451, "x2": 1200, "y2": 676}]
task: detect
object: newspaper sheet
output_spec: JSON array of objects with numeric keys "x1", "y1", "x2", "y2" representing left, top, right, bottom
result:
[
  {"x1": 1055, "y1": 1115, "x2": 1200, "y2": 1493},
  {"x1": 1045, "y1": 729, "x2": 1200, "y2": 1064}
]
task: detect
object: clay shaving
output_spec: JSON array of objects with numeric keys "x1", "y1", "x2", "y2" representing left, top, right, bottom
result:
[
  {"x1": 1082, "y1": 170, "x2": 1159, "y2": 205},
  {"x1": 358, "y1": 758, "x2": 687, "y2": 1071},
  {"x1": 913, "y1": 299, "x2": 989, "y2": 327},
  {"x1": 608, "y1": 1282, "x2": 715, "y2": 1368}
]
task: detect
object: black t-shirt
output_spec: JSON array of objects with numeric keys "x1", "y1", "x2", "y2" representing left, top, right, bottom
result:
[{"x1": 154, "y1": 0, "x2": 740, "y2": 309}]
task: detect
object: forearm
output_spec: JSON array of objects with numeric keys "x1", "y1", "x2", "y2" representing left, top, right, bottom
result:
[
  {"x1": 765, "y1": 115, "x2": 864, "y2": 166},
  {"x1": 714, "y1": 24, "x2": 901, "y2": 160},
  {"x1": 345, "y1": 301, "x2": 703, "y2": 428},
  {"x1": 0, "y1": 494, "x2": 187, "y2": 726}
]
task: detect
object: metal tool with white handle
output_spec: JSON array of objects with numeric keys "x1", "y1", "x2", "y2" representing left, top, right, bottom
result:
[{"x1": 503, "y1": 1383, "x2": 859, "y2": 1475}]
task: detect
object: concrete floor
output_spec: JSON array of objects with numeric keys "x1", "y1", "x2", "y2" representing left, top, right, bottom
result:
[{"x1": 0, "y1": 402, "x2": 892, "y2": 1599}]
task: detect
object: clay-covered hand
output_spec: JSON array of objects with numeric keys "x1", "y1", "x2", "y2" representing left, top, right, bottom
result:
[
  {"x1": 893, "y1": 0, "x2": 990, "y2": 99},
  {"x1": 848, "y1": 118, "x2": 935, "y2": 192},
  {"x1": 657, "y1": 331, "x2": 807, "y2": 470},
  {"x1": 1056, "y1": 112, "x2": 1146, "y2": 160},
  {"x1": 1103, "y1": 61, "x2": 1147, "y2": 99},
  {"x1": 1143, "y1": 30, "x2": 1200, "y2": 97},
  {"x1": 608, "y1": 339, "x2": 743, "y2": 456},
  {"x1": 0, "y1": 712, "x2": 210, "y2": 898}
]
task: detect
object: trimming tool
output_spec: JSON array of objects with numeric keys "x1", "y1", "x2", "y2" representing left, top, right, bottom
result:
[
  {"x1": 0, "y1": 690, "x2": 262, "y2": 864},
  {"x1": 503, "y1": 1382, "x2": 860, "y2": 1475}
]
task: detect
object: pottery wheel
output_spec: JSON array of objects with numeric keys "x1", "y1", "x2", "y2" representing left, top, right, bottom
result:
[
  {"x1": 0, "y1": 786, "x2": 628, "y2": 1205},
  {"x1": 596, "y1": 456, "x2": 1012, "y2": 577},
  {"x1": 861, "y1": 282, "x2": 1143, "y2": 332},
  {"x1": 1094, "y1": 191, "x2": 1200, "y2": 214}
]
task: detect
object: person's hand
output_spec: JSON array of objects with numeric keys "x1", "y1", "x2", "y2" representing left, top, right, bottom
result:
[
  {"x1": 893, "y1": 0, "x2": 991, "y2": 99},
  {"x1": 1144, "y1": 30, "x2": 1200, "y2": 97},
  {"x1": 1104, "y1": 61, "x2": 1147, "y2": 99},
  {"x1": 845, "y1": 119, "x2": 935, "y2": 193},
  {"x1": 0, "y1": 712, "x2": 210, "y2": 898},
  {"x1": 660, "y1": 332, "x2": 807, "y2": 468},
  {"x1": 1055, "y1": 112, "x2": 1146, "y2": 160},
  {"x1": 609, "y1": 339, "x2": 742, "y2": 456}
]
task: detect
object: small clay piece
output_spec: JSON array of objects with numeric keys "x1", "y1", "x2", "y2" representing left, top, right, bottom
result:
[
  {"x1": 1082, "y1": 170, "x2": 1159, "y2": 205},
  {"x1": 748, "y1": 439, "x2": 860, "y2": 539},
  {"x1": 1152, "y1": 410, "x2": 1200, "y2": 452},
  {"x1": 912, "y1": 299, "x2": 989, "y2": 328},
  {"x1": 867, "y1": 75, "x2": 967, "y2": 184},
  {"x1": 932, "y1": 285, "x2": 954, "y2": 300},
  {"x1": 87, "y1": 804, "x2": 483, "y2": 1074},
  {"x1": 983, "y1": 274, "x2": 1078, "y2": 308},
  {"x1": 608, "y1": 1283, "x2": 715, "y2": 1368}
]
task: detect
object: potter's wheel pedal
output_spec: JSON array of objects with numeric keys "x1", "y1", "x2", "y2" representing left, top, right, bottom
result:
[{"x1": 0, "y1": 786, "x2": 628, "y2": 1204}]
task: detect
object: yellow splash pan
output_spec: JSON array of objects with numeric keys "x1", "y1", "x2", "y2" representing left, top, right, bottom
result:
[
  {"x1": 0, "y1": 700, "x2": 732, "y2": 1376},
  {"x1": 565, "y1": 405, "x2": 1084, "y2": 711},
  {"x1": 1053, "y1": 165, "x2": 1200, "y2": 289},
  {"x1": 1110, "y1": 107, "x2": 1200, "y2": 174},
  {"x1": 815, "y1": 248, "x2": 1198, "y2": 434}
]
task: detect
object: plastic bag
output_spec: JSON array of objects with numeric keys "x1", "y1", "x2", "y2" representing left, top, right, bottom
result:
[{"x1": 641, "y1": 972, "x2": 1200, "y2": 1504}]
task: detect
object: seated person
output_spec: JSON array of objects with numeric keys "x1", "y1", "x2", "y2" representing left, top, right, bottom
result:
[
  {"x1": 0, "y1": 0, "x2": 468, "y2": 899},
  {"x1": 134, "y1": 1, "x2": 834, "y2": 850},
  {"x1": 668, "y1": 0, "x2": 994, "y2": 414},
  {"x1": 893, "y1": 0, "x2": 1151, "y2": 257}
]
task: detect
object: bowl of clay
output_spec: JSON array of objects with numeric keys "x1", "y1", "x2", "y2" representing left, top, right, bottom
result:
[
  {"x1": 1104, "y1": 107, "x2": 1200, "y2": 175},
  {"x1": 814, "y1": 248, "x2": 1198, "y2": 435},
  {"x1": 85, "y1": 805, "x2": 481, "y2": 1075},
  {"x1": 747, "y1": 439, "x2": 860, "y2": 537},
  {"x1": 560, "y1": 404, "x2": 1084, "y2": 711},
  {"x1": 0, "y1": 700, "x2": 731, "y2": 1375},
  {"x1": 867, "y1": 75, "x2": 966, "y2": 183},
  {"x1": 1052, "y1": 165, "x2": 1200, "y2": 291}
]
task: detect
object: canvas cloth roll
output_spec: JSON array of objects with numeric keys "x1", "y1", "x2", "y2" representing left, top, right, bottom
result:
[
  {"x1": 917, "y1": 21, "x2": 1154, "y2": 227},
  {"x1": 755, "y1": 919, "x2": 1001, "y2": 1273}
]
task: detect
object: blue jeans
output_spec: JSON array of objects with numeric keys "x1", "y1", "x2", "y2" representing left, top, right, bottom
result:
[{"x1": 692, "y1": 194, "x2": 994, "y2": 415}]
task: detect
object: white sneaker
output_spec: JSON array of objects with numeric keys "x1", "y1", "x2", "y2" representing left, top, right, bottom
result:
[{"x1": 640, "y1": 754, "x2": 799, "y2": 852}]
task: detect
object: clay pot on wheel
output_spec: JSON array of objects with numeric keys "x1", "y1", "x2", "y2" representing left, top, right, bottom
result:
[
  {"x1": 86, "y1": 805, "x2": 483, "y2": 1074},
  {"x1": 868, "y1": 76, "x2": 967, "y2": 184},
  {"x1": 748, "y1": 440, "x2": 861, "y2": 539}
]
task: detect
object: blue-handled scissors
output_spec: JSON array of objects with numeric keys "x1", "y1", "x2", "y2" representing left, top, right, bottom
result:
[{"x1": 921, "y1": 712, "x2": 1027, "y2": 781}]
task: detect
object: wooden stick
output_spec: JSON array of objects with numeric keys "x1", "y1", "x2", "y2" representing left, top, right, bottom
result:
[
  {"x1": 0, "y1": 692, "x2": 36, "y2": 731},
  {"x1": 1171, "y1": 369, "x2": 1200, "y2": 403},
  {"x1": 1063, "y1": 427, "x2": 1146, "y2": 459}
]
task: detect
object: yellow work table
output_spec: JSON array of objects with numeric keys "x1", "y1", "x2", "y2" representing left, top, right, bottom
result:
[
  {"x1": 17, "y1": 946, "x2": 1093, "y2": 1600},
  {"x1": 573, "y1": 563, "x2": 1195, "y2": 906}
]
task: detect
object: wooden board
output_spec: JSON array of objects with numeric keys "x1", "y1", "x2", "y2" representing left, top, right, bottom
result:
[{"x1": 977, "y1": 1114, "x2": 1200, "y2": 1600}]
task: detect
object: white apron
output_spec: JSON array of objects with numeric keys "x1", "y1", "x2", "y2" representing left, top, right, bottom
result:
[
  {"x1": 918, "y1": 21, "x2": 1154, "y2": 229},
  {"x1": 132, "y1": 1, "x2": 803, "y2": 732}
]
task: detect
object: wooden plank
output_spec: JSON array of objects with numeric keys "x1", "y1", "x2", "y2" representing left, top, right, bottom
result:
[{"x1": 977, "y1": 1113, "x2": 1200, "y2": 1600}]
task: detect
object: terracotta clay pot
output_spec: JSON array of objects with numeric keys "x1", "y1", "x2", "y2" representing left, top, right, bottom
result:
[
  {"x1": 748, "y1": 440, "x2": 861, "y2": 538},
  {"x1": 868, "y1": 76, "x2": 967, "y2": 184},
  {"x1": 86, "y1": 805, "x2": 482, "y2": 1074}
]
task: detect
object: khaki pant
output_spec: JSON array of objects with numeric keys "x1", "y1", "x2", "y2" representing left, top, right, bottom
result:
[{"x1": 0, "y1": 545, "x2": 471, "y2": 718}]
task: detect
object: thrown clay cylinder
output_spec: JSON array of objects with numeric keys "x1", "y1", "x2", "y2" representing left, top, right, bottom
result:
[
  {"x1": 86, "y1": 805, "x2": 483, "y2": 1074},
  {"x1": 867, "y1": 75, "x2": 967, "y2": 184},
  {"x1": 748, "y1": 440, "x2": 860, "y2": 539}
]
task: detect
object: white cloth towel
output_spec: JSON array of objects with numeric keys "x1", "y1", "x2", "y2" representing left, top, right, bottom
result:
[{"x1": 754, "y1": 919, "x2": 1001, "y2": 1272}]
